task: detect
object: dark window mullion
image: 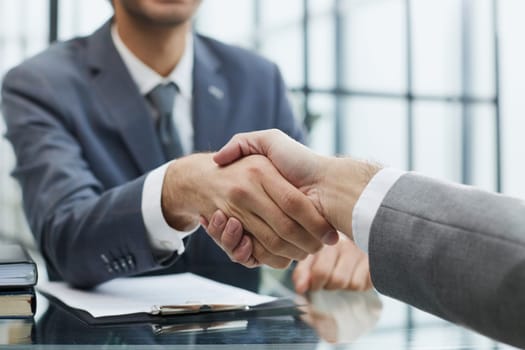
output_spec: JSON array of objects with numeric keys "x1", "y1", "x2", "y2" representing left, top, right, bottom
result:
[
  {"x1": 493, "y1": 0, "x2": 502, "y2": 193},
  {"x1": 49, "y1": 0, "x2": 59, "y2": 43}
]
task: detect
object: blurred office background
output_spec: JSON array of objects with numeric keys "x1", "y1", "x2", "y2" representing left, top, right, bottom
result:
[{"x1": 0, "y1": 0, "x2": 523, "y2": 346}]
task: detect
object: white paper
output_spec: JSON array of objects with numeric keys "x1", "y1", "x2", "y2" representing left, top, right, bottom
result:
[{"x1": 37, "y1": 273, "x2": 276, "y2": 318}]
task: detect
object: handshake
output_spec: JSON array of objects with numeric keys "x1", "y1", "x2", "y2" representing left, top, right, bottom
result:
[{"x1": 162, "y1": 129, "x2": 380, "y2": 292}]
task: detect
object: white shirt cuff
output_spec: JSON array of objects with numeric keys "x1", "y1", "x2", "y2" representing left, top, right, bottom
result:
[
  {"x1": 352, "y1": 168, "x2": 405, "y2": 254},
  {"x1": 141, "y1": 161, "x2": 200, "y2": 257}
]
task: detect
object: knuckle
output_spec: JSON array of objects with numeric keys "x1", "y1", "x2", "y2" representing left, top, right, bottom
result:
[
  {"x1": 306, "y1": 240, "x2": 323, "y2": 255},
  {"x1": 270, "y1": 129, "x2": 283, "y2": 138},
  {"x1": 279, "y1": 218, "x2": 298, "y2": 236},
  {"x1": 349, "y1": 277, "x2": 366, "y2": 291},
  {"x1": 245, "y1": 159, "x2": 267, "y2": 177},
  {"x1": 330, "y1": 276, "x2": 347, "y2": 289},
  {"x1": 296, "y1": 250, "x2": 309, "y2": 261},
  {"x1": 252, "y1": 243, "x2": 270, "y2": 262},
  {"x1": 228, "y1": 185, "x2": 248, "y2": 202},
  {"x1": 280, "y1": 190, "x2": 301, "y2": 213},
  {"x1": 265, "y1": 233, "x2": 284, "y2": 253},
  {"x1": 311, "y1": 266, "x2": 329, "y2": 282}
]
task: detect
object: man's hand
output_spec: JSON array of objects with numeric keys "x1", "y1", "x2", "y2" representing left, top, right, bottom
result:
[
  {"x1": 213, "y1": 129, "x2": 381, "y2": 236},
  {"x1": 161, "y1": 153, "x2": 336, "y2": 268},
  {"x1": 204, "y1": 213, "x2": 372, "y2": 292},
  {"x1": 292, "y1": 234, "x2": 372, "y2": 293}
]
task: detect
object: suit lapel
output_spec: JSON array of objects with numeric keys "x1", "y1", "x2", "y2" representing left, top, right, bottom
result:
[
  {"x1": 85, "y1": 21, "x2": 165, "y2": 173},
  {"x1": 192, "y1": 35, "x2": 230, "y2": 152}
]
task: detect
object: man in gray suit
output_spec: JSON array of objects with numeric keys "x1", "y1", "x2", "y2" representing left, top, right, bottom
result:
[
  {"x1": 1, "y1": 0, "x2": 345, "y2": 290},
  {"x1": 207, "y1": 129, "x2": 525, "y2": 347}
]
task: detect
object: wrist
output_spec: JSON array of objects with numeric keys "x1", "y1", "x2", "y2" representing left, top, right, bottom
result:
[
  {"x1": 318, "y1": 157, "x2": 381, "y2": 237},
  {"x1": 161, "y1": 157, "x2": 203, "y2": 231}
]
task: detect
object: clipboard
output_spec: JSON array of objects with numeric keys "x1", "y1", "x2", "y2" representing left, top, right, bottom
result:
[
  {"x1": 38, "y1": 273, "x2": 302, "y2": 325},
  {"x1": 41, "y1": 292, "x2": 301, "y2": 326}
]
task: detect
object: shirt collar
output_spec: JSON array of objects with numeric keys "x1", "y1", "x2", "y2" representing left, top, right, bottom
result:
[{"x1": 111, "y1": 24, "x2": 193, "y2": 100}]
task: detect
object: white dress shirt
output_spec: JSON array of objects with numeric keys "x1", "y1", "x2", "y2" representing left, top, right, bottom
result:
[
  {"x1": 111, "y1": 25, "x2": 199, "y2": 257},
  {"x1": 352, "y1": 168, "x2": 406, "y2": 254}
]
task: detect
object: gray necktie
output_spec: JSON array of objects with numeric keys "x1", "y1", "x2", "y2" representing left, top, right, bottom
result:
[{"x1": 147, "y1": 83, "x2": 185, "y2": 161}]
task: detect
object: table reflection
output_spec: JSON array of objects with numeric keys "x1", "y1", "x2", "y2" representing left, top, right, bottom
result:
[
  {"x1": 0, "y1": 319, "x2": 34, "y2": 345},
  {"x1": 299, "y1": 289, "x2": 382, "y2": 343},
  {"x1": 14, "y1": 285, "x2": 514, "y2": 349},
  {"x1": 34, "y1": 301, "x2": 316, "y2": 346},
  {"x1": 31, "y1": 289, "x2": 383, "y2": 347}
]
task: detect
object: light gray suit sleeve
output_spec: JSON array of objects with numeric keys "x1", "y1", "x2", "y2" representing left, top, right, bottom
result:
[{"x1": 368, "y1": 173, "x2": 525, "y2": 347}]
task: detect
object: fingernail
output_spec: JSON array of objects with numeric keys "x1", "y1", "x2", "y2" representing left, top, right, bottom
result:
[
  {"x1": 240, "y1": 236, "x2": 250, "y2": 248},
  {"x1": 211, "y1": 211, "x2": 225, "y2": 228},
  {"x1": 322, "y1": 231, "x2": 339, "y2": 245}
]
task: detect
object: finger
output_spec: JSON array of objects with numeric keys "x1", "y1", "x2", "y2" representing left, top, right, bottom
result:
[
  {"x1": 349, "y1": 254, "x2": 373, "y2": 291},
  {"x1": 292, "y1": 255, "x2": 314, "y2": 294},
  {"x1": 231, "y1": 235, "x2": 254, "y2": 264},
  {"x1": 220, "y1": 217, "x2": 244, "y2": 253},
  {"x1": 249, "y1": 232, "x2": 292, "y2": 269},
  {"x1": 205, "y1": 211, "x2": 253, "y2": 265},
  {"x1": 309, "y1": 246, "x2": 338, "y2": 291},
  {"x1": 260, "y1": 170, "x2": 336, "y2": 252},
  {"x1": 325, "y1": 241, "x2": 362, "y2": 290},
  {"x1": 238, "y1": 235, "x2": 261, "y2": 269},
  {"x1": 205, "y1": 209, "x2": 228, "y2": 242},
  {"x1": 236, "y1": 185, "x2": 311, "y2": 261}
]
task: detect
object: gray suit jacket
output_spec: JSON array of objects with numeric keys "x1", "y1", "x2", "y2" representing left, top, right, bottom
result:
[
  {"x1": 369, "y1": 173, "x2": 525, "y2": 347},
  {"x1": 1, "y1": 21, "x2": 303, "y2": 290}
]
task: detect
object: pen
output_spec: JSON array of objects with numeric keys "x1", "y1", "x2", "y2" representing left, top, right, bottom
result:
[{"x1": 152, "y1": 304, "x2": 249, "y2": 315}]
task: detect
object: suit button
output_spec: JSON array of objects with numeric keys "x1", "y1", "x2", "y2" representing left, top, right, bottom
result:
[
  {"x1": 126, "y1": 255, "x2": 135, "y2": 269},
  {"x1": 112, "y1": 260, "x2": 121, "y2": 272},
  {"x1": 100, "y1": 254, "x2": 114, "y2": 273},
  {"x1": 119, "y1": 258, "x2": 128, "y2": 271}
]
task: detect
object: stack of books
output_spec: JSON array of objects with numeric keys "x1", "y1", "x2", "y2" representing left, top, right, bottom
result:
[
  {"x1": 0, "y1": 243, "x2": 37, "y2": 318},
  {"x1": 0, "y1": 243, "x2": 37, "y2": 344}
]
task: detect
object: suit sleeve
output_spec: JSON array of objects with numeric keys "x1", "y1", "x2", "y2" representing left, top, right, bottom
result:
[
  {"x1": 368, "y1": 173, "x2": 525, "y2": 347},
  {"x1": 271, "y1": 64, "x2": 305, "y2": 144},
  {"x1": 1, "y1": 65, "x2": 176, "y2": 289}
]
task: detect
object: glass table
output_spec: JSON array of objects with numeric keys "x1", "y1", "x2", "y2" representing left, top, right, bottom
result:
[{"x1": 0, "y1": 272, "x2": 520, "y2": 349}]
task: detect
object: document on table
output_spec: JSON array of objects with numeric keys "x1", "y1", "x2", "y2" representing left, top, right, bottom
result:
[{"x1": 38, "y1": 273, "x2": 276, "y2": 318}]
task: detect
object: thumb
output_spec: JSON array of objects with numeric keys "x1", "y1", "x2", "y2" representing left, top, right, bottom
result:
[
  {"x1": 213, "y1": 129, "x2": 280, "y2": 166},
  {"x1": 213, "y1": 135, "x2": 249, "y2": 166}
]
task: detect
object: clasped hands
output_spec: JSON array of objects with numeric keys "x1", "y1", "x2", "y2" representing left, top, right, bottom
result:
[{"x1": 161, "y1": 129, "x2": 374, "y2": 292}]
